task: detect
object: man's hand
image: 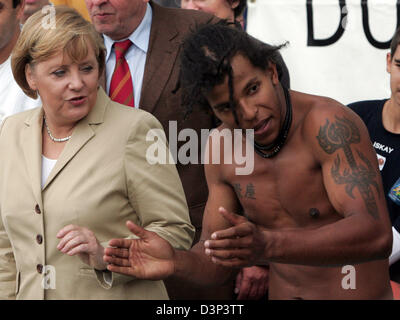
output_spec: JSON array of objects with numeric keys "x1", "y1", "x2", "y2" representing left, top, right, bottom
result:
[
  {"x1": 235, "y1": 266, "x2": 269, "y2": 300},
  {"x1": 204, "y1": 207, "x2": 267, "y2": 268},
  {"x1": 103, "y1": 221, "x2": 175, "y2": 280}
]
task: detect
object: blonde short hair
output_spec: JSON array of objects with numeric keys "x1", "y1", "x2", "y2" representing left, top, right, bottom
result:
[{"x1": 12, "y1": 6, "x2": 106, "y2": 99}]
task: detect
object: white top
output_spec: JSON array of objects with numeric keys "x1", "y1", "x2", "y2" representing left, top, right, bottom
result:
[
  {"x1": 0, "y1": 56, "x2": 41, "y2": 123},
  {"x1": 104, "y1": 3, "x2": 152, "y2": 108},
  {"x1": 41, "y1": 155, "x2": 57, "y2": 189}
]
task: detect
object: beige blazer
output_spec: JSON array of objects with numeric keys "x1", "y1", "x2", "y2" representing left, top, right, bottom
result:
[{"x1": 0, "y1": 88, "x2": 194, "y2": 299}]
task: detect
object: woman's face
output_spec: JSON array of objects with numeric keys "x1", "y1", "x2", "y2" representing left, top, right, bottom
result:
[
  {"x1": 180, "y1": 0, "x2": 238, "y2": 21},
  {"x1": 26, "y1": 44, "x2": 99, "y2": 127}
]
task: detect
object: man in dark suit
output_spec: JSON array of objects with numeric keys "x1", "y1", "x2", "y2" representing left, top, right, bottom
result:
[{"x1": 85, "y1": 0, "x2": 236, "y2": 299}]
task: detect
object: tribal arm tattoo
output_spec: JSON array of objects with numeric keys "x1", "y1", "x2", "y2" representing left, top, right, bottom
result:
[{"x1": 317, "y1": 116, "x2": 380, "y2": 220}]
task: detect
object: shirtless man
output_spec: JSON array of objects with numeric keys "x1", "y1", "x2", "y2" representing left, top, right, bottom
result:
[{"x1": 103, "y1": 22, "x2": 393, "y2": 299}]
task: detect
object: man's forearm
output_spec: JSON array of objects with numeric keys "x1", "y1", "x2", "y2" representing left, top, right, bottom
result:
[
  {"x1": 262, "y1": 214, "x2": 392, "y2": 266},
  {"x1": 172, "y1": 243, "x2": 236, "y2": 286}
]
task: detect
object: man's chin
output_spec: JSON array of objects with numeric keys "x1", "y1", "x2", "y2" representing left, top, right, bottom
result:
[
  {"x1": 93, "y1": 24, "x2": 118, "y2": 39},
  {"x1": 254, "y1": 139, "x2": 269, "y2": 147}
]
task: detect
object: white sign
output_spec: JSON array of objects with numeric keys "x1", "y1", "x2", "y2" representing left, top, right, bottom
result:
[{"x1": 247, "y1": 0, "x2": 398, "y2": 105}]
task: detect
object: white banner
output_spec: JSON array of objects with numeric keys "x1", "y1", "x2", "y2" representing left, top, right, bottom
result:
[{"x1": 247, "y1": 0, "x2": 398, "y2": 105}]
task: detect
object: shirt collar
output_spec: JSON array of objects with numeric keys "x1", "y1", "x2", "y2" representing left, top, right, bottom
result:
[{"x1": 104, "y1": 3, "x2": 152, "y2": 61}]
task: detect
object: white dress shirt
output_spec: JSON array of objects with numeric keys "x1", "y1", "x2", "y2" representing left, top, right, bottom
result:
[
  {"x1": 0, "y1": 56, "x2": 41, "y2": 123},
  {"x1": 104, "y1": 3, "x2": 152, "y2": 108}
]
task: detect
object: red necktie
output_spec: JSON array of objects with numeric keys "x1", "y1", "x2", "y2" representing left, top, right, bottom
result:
[{"x1": 109, "y1": 40, "x2": 134, "y2": 107}]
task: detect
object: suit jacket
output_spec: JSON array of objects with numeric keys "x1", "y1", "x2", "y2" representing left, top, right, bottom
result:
[{"x1": 0, "y1": 88, "x2": 194, "y2": 299}]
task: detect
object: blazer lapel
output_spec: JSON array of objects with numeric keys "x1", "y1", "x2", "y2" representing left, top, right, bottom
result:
[
  {"x1": 22, "y1": 108, "x2": 44, "y2": 207},
  {"x1": 42, "y1": 118, "x2": 94, "y2": 191},
  {"x1": 140, "y1": 2, "x2": 180, "y2": 114},
  {"x1": 42, "y1": 88, "x2": 108, "y2": 191}
]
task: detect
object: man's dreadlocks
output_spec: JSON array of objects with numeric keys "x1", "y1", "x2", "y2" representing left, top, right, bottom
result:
[{"x1": 179, "y1": 20, "x2": 287, "y2": 120}]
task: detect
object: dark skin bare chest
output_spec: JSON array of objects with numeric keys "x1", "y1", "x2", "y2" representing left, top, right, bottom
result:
[
  {"x1": 220, "y1": 138, "x2": 392, "y2": 300},
  {"x1": 222, "y1": 128, "x2": 341, "y2": 230}
]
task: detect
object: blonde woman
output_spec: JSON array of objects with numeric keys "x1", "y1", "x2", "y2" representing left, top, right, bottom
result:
[{"x1": 0, "y1": 6, "x2": 194, "y2": 299}]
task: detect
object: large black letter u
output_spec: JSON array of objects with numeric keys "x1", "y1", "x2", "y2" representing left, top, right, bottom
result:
[{"x1": 362, "y1": 0, "x2": 400, "y2": 49}]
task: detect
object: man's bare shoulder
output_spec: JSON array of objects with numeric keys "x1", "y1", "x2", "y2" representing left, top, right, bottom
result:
[
  {"x1": 303, "y1": 94, "x2": 348, "y2": 125},
  {"x1": 297, "y1": 92, "x2": 367, "y2": 158},
  {"x1": 299, "y1": 94, "x2": 360, "y2": 138}
]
